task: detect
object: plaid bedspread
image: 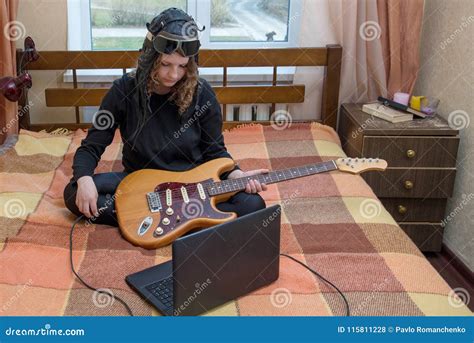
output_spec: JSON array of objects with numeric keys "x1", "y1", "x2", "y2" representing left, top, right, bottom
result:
[{"x1": 0, "y1": 123, "x2": 471, "y2": 316}]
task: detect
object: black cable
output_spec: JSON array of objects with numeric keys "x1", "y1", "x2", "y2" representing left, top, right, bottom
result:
[
  {"x1": 70, "y1": 216, "x2": 348, "y2": 316},
  {"x1": 69, "y1": 215, "x2": 134, "y2": 316},
  {"x1": 280, "y1": 253, "x2": 350, "y2": 316}
]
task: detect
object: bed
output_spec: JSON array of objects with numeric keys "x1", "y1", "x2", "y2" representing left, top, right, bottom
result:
[{"x1": 0, "y1": 46, "x2": 471, "y2": 316}]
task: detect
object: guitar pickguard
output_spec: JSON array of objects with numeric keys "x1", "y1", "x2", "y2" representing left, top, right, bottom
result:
[{"x1": 148, "y1": 178, "x2": 231, "y2": 238}]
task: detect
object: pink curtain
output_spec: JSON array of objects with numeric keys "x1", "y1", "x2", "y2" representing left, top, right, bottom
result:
[
  {"x1": 291, "y1": 0, "x2": 425, "y2": 120},
  {"x1": 328, "y1": 0, "x2": 424, "y2": 103},
  {"x1": 0, "y1": 0, "x2": 20, "y2": 145},
  {"x1": 328, "y1": 0, "x2": 388, "y2": 104},
  {"x1": 378, "y1": 0, "x2": 425, "y2": 97}
]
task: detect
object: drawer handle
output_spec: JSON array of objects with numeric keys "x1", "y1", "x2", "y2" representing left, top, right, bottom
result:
[
  {"x1": 404, "y1": 180, "x2": 414, "y2": 190},
  {"x1": 397, "y1": 205, "x2": 407, "y2": 214},
  {"x1": 406, "y1": 149, "x2": 416, "y2": 159}
]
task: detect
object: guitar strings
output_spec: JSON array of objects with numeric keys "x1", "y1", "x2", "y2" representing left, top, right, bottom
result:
[{"x1": 150, "y1": 163, "x2": 335, "y2": 198}]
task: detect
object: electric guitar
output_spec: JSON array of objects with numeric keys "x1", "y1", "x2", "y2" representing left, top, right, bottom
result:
[{"x1": 115, "y1": 157, "x2": 387, "y2": 249}]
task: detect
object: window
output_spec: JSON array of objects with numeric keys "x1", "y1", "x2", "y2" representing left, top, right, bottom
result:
[
  {"x1": 90, "y1": 0, "x2": 187, "y2": 50},
  {"x1": 68, "y1": 0, "x2": 302, "y2": 50},
  {"x1": 66, "y1": 0, "x2": 301, "y2": 83}
]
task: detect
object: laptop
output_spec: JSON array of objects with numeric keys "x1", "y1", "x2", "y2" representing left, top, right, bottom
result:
[{"x1": 126, "y1": 204, "x2": 281, "y2": 316}]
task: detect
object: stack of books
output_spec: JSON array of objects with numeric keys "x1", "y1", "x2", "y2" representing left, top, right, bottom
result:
[{"x1": 362, "y1": 103, "x2": 413, "y2": 123}]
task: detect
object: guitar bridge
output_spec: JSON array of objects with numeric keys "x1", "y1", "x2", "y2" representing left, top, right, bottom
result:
[{"x1": 146, "y1": 192, "x2": 162, "y2": 213}]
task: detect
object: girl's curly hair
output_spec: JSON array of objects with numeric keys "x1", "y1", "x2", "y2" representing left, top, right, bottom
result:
[
  {"x1": 146, "y1": 55, "x2": 199, "y2": 115},
  {"x1": 129, "y1": 43, "x2": 199, "y2": 145}
]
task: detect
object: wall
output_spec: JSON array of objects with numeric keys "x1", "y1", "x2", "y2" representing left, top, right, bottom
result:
[
  {"x1": 15, "y1": 0, "x2": 75, "y2": 124},
  {"x1": 414, "y1": 0, "x2": 474, "y2": 270}
]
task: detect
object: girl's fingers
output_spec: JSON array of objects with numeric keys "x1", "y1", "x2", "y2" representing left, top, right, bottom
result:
[
  {"x1": 90, "y1": 200, "x2": 99, "y2": 217},
  {"x1": 249, "y1": 180, "x2": 257, "y2": 193},
  {"x1": 81, "y1": 204, "x2": 91, "y2": 218},
  {"x1": 245, "y1": 184, "x2": 251, "y2": 193}
]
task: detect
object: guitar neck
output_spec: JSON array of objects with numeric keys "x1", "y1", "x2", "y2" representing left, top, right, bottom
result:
[{"x1": 207, "y1": 160, "x2": 338, "y2": 197}]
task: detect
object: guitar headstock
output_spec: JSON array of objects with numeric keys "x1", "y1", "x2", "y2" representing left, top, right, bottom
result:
[{"x1": 335, "y1": 157, "x2": 387, "y2": 174}]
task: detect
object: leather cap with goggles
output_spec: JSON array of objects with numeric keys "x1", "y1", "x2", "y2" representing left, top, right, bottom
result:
[
  {"x1": 144, "y1": 8, "x2": 203, "y2": 58},
  {"x1": 146, "y1": 31, "x2": 201, "y2": 57}
]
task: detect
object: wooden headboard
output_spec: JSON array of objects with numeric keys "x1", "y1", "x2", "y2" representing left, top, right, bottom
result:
[{"x1": 16, "y1": 45, "x2": 342, "y2": 131}]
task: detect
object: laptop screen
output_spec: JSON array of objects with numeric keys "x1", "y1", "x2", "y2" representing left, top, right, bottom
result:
[{"x1": 171, "y1": 204, "x2": 281, "y2": 316}]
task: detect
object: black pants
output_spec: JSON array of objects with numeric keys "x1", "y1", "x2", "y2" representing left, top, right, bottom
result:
[{"x1": 63, "y1": 172, "x2": 266, "y2": 227}]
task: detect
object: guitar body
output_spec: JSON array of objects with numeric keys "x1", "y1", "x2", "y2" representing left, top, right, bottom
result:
[{"x1": 115, "y1": 158, "x2": 238, "y2": 249}]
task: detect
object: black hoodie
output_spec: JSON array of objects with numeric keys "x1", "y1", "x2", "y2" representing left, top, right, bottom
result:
[{"x1": 72, "y1": 74, "x2": 239, "y2": 182}]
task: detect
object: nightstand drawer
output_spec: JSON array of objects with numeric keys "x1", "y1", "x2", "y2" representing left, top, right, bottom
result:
[
  {"x1": 362, "y1": 136, "x2": 459, "y2": 167},
  {"x1": 381, "y1": 198, "x2": 447, "y2": 222},
  {"x1": 363, "y1": 168, "x2": 456, "y2": 198},
  {"x1": 399, "y1": 223, "x2": 444, "y2": 252}
]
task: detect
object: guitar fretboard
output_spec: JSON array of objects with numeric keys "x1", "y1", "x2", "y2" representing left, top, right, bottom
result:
[{"x1": 206, "y1": 160, "x2": 337, "y2": 196}]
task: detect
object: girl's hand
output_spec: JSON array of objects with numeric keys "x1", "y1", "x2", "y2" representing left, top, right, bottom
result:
[
  {"x1": 228, "y1": 169, "x2": 269, "y2": 194},
  {"x1": 76, "y1": 176, "x2": 99, "y2": 218}
]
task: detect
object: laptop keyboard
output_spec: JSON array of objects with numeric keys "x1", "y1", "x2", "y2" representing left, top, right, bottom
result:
[{"x1": 145, "y1": 276, "x2": 174, "y2": 309}]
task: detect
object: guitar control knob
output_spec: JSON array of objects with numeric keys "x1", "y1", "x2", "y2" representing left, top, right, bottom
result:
[
  {"x1": 162, "y1": 218, "x2": 170, "y2": 225},
  {"x1": 153, "y1": 227, "x2": 164, "y2": 237},
  {"x1": 166, "y1": 207, "x2": 174, "y2": 215}
]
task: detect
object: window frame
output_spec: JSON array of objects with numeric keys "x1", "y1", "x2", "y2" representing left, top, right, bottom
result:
[{"x1": 66, "y1": 0, "x2": 302, "y2": 82}]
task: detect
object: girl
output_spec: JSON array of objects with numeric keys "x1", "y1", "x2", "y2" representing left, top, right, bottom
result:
[{"x1": 63, "y1": 8, "x2": 268, "y2": 226}]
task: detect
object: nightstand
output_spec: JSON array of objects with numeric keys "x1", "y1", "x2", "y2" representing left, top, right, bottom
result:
[{"x1": 338, "y1": 103, "x2": 459, "y2": 252}]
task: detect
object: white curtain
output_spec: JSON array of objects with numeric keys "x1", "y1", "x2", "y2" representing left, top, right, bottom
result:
[
  {"x1": 289, "y1": 0, "x2": 337, "y2": 120},
  {"x1": 289, "y1": 0, "x2": 388, "y2": 121}
]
